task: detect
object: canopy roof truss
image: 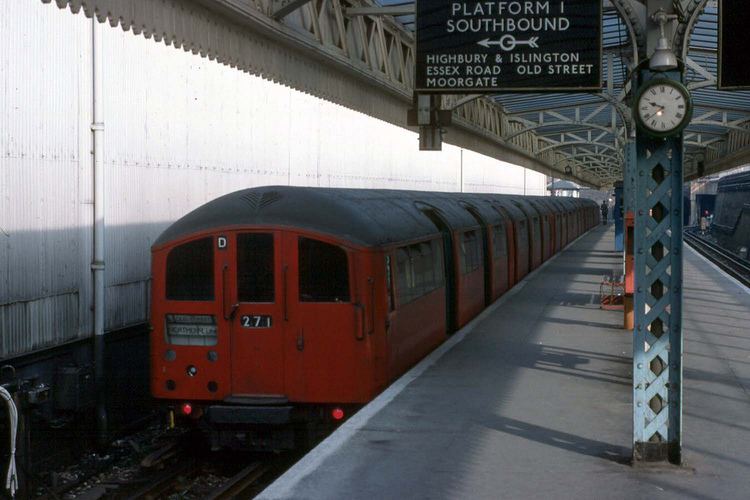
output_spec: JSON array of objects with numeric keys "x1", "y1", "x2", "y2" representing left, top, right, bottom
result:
[{"x1": 373, "y1": 0, "x2": 750, "y2": 186}]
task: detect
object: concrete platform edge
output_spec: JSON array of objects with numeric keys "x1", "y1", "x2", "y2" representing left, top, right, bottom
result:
[{"x1": 685, "y1": 245, "x2": 750, "y2": 296}]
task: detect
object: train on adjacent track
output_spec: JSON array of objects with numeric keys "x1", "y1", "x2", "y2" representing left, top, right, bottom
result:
[
  {"x1": 149, "y1": 186, "x2": 598, "y2": 450},
  {"x1": 711, "y1": 171, "x2": 750, "y2": 260}
]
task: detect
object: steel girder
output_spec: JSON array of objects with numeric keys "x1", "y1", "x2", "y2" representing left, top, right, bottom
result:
[{"x1": 505, "y1": 102, "x2": 628, "y2": 182}]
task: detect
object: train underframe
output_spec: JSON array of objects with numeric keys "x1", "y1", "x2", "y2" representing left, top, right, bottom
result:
[{"x1": 166, "y1": 400, "x2": 359, "y2": 451}]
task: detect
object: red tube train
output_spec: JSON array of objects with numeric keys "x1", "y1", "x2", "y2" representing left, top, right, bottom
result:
[{"x1": 150, "y1": 187, "x2": 598, "y2": 449}]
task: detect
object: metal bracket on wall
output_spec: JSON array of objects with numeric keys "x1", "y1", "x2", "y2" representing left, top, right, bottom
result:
[{"x1": 407, "y1": 94, "x2": 452, "y2": 151}]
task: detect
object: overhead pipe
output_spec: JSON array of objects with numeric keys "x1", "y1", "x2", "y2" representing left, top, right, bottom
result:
[{"x1": 91, "y1": 18, "x2": 108, "y2": 447}]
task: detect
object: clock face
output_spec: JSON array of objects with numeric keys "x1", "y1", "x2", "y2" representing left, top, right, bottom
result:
[{"x1": 637, "y1": 82, "x2": 690, "y2": 134}]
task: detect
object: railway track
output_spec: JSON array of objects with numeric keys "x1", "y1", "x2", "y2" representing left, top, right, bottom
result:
[
  {"x1": 118, "y1": 458, "x2": 270, "y2": 499},
  {"x1": 124, "y1": 457, "x2": 199, "y2": 500},
  {"x1": 207, "y1": 462, "x2": 271, "y2": 499},
  {"x1": 684, "y1": 230, "x2": 750, "y2": 288},
  {"x1": 119, "y1": 444, "x2": 273, "y2": 500}
]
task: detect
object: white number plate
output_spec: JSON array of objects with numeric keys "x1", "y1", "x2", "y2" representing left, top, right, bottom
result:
[{"x1": 240, "y1": 315, "x2": 272, "y2": 329}]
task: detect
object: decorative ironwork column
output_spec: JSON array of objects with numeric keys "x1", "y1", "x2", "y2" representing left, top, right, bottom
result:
[{"x1": 632, "y1": 70, "x2": 684, "y2": 464}]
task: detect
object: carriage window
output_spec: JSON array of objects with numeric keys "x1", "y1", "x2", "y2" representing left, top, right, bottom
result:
[
  {"x1": 299, "y1": 238, "x2": 350, "y2": 302},
  {"x1": 460, "y1": 230, "x2": 482, "y2": 274},
  {"x1": 395, "y1": 240, "x2": 445, "y2": 306},
  {"x1": 396, "y1": 248, "x2": 413, "y2": 304},
  {"x1": 237, "y1": 233, "x2": 275, "y2": 302},
  {"x1": 166, "y1": 237, "x2": 214, "y2": 301},
  {"x1": 492, "y1": 225, "x2": 507, "y2": 260},
  {"x1": 415, "y1": 242, "x2": 434, "y2": 293}
]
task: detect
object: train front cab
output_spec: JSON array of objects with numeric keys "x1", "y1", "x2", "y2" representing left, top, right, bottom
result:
[{"x1": 151, "y1": 228, "x2": 379, "y2": 447}]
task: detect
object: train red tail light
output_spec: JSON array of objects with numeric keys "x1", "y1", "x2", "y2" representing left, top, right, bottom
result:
[
  {"x1": 181, "y1": 403, "x2": 193, "y2": 416},
  {"x1": 331, "y1": 407, "x2": 345, "y2": 421}
]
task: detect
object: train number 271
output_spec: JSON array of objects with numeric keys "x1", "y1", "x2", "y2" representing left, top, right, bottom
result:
[{"x1": 240, "y1": 315, "x2": 272, "y2": 329}]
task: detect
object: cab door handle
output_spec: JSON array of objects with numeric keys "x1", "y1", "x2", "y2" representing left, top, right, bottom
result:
[
  {"x1": 227, "y1": 303, "x2": 240, "y2": 321},
  {"x1": 354, "y1": 303, "x2": 365, "y2": 341},
  {"x1": 222, "y1": 264, "x2": 234, "y2": 320}
]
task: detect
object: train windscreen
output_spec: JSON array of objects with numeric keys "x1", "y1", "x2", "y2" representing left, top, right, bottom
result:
[{"x1": 166, "y1": 237, "x2": 214, "y2": 301}]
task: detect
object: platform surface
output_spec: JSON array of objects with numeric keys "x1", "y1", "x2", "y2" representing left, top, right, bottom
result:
[{"x1": 259, "y1": 226, "x2": 750, "y2": 500}]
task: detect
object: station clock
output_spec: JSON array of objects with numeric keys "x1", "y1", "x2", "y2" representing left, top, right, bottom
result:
[{"x1": 634, "y1": 79, "x2": 693, "y2": 138}]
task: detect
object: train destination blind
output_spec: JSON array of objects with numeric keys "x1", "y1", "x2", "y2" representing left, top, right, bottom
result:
[
  {"x1": 416, "y1": 1, "x2": 602, "y2": 92},
  {"x1": 719, "y1": 0, "x2": 750, "y2": 90}
]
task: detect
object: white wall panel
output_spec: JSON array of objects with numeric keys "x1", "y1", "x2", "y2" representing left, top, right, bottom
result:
[
  {"x1": 2, "y1": 0, "x2": 549, "y2": 355},
  {"x1": 1, "y1": 2, "x2": 90, "y2": 356}
]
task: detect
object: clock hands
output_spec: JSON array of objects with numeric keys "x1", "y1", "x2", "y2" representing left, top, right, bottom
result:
[
  {"x1": 643, "y1": 101, "x2": 666, "y2": 120},
  {"x1": 643, "y1": 108, "x2": 665, "y2": 121}
]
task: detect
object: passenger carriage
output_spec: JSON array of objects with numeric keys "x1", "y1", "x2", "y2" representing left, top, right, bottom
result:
[{"x1": 149, "y1": 186, "x2": 597, "y2": 449}]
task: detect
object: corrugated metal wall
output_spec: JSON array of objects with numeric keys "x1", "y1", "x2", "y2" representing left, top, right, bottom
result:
[
  {"x1": 0, "y1": 0, "x2": 547, "y2": 358},
  {"x1": 1, "y1": 1, "x2": 92, "y2": 356}
]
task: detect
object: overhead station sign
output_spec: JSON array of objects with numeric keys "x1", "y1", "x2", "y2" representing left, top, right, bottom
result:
[
  {"x1": 719, "y1": 0, "x2": 750, "y2": 90},
  {"x1": 416, "y1": 1, "x2": 603, "y2": 92}
]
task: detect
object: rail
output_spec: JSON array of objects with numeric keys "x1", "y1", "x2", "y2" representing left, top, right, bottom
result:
[
  {"x1": 207, "y1": 462, "x2": 269, "y2": 500},
  {"x1": 684, "y1": 230, "x2": 750, "y2": 288}
]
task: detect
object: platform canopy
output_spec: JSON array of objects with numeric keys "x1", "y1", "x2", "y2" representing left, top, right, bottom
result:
[
  {"x1": 380, "y1": 0, "x2": 750, "y2": 186},
  {"x1": 45, "y1": 0, "x2": 750, "y2": 188}
]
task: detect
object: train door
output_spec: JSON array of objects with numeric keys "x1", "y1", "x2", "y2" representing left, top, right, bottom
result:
[
  {"x1": 282, "y1": 233, "x2": 360, "y2": 402},
  {"x1": 420, "y1": 208, "x2": 457, "y2": 333},
  {"x1": 462, "y1": 205, "x2": 491, "y2": 306},
  {"x1": 225, "y1": 231, "x2": 286, "y2": 396},
  {"x1": 490, "y1": 222, "x2": 510, "y2": 299},
  {"x1": 493, "y1": 206, "x2": 517, "y2": 287}
]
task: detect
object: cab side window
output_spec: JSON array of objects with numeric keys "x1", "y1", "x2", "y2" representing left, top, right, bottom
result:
[{"x1": 299, "y1": 237, "x2": 350, "y2": 302}]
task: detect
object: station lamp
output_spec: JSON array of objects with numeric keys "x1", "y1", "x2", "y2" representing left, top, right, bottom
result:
[{"x1": 649, "y1": 9, "x2": 679, "y2": 72}]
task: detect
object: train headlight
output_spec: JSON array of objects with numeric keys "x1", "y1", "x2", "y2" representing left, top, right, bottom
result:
[{"x1": 165, "y1": 314, "x2": 218, "y2": 346}]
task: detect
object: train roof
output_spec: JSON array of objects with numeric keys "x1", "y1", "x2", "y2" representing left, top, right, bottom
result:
[
  {"x1": 718, "y1": 171, "x2": 750, "y2": 192},
  {"x1": 154, "y1": 186, "x2": 596, "y2": 249}
]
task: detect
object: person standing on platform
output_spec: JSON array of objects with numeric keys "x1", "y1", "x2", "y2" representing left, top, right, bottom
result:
[
  {"x1": 601, "y1": 200, "x2": 609, "y2": 225},
  {"x1": 700, "y1": 210, "x2": 709, "y2": 235}
]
